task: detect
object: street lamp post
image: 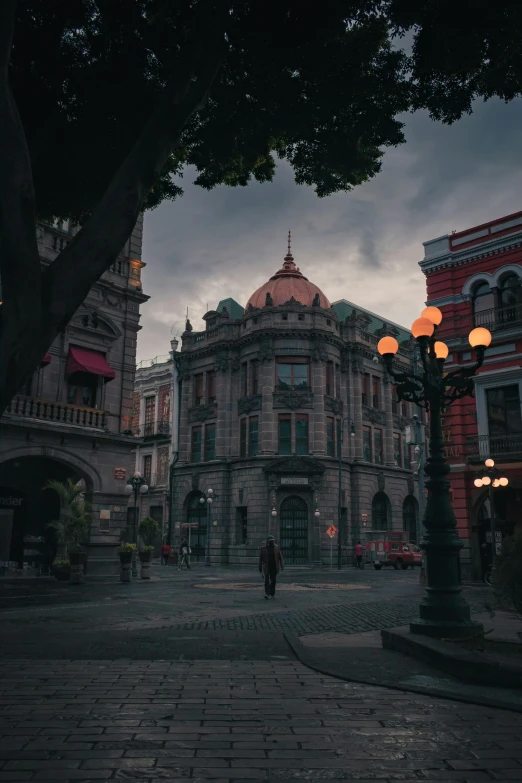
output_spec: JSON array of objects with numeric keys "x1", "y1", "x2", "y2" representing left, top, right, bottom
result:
[
  {"x1": 124, "y1": 472, "x2": 149, "y2": 577},
  {"x1": 474, "y1": 459, "x2": 508, "y2": 569},
  {"x1": 200, "y1": 488, "x2": 215, "y2": 567},
  {"x1": 337, "y1": 417, "x2": 355, "y2": 570},
  {"x1": 378, "y1": 308, "x2": 492, "y2": 638}
]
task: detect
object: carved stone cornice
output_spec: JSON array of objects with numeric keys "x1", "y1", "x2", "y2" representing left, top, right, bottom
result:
[
  {"x1": 324, "y1": 396, "x2": 343, "y2": 415},
  {"x1": 273, "y1": 390, "x2": 314, "y2": 410},
  {"x1": 264, "y1": 454, "x2": 326, "y2": 475},
  {"x1": 238, "y1": 395, "x2": 262, "y2": 415},
  {"x1": 188, "y1": 403, "x2": 218, "y2": 423},
  {"x1": 363, "y1": 406, "x2": 385, "y2": 425}
]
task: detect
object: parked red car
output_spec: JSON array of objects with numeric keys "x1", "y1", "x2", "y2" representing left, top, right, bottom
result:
[{"x1": 365, "y1": 531, "x2": 422, "y2": 570}]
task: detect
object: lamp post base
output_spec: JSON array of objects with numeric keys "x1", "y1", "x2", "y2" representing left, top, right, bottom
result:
[{"x1": 410, "y1": 618, "x2": 483, "y2": 638}]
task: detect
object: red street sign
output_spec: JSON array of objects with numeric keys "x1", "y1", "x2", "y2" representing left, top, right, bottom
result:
[
  {"x1": 114, "y1": 468, "x2": 126, "y2": 480},
  {"x1": 326, "y1": 525, "x2": 338, "y2": 539}
]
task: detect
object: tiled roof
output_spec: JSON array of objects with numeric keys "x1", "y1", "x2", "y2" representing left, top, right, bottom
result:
[
  {"x1": 332, "y1": 299, "x2": 411, "y2": 344},
  {"x1": 217, "y1": 298, "x2": 245, "y2": 319},
  {"x1": 246, "y1": 255, "x2": 330, "y2": 309}
]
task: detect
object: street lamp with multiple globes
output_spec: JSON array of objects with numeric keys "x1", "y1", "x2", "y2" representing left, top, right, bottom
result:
[
  {"x1": 474, "y1": 459, "x2": 508, "y2": 568},
  {"x1": 199, "y1": 488, "x2": 215, "y2": 567},
  {"x1": 378, "y1": 306, "x2": 492, "y2": 638},
  {"x1": 124, "y1": 472, "x2": 149, "y2": 577}
]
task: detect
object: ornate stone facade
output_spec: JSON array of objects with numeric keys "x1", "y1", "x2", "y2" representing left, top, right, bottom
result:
[{"x1": 172, "y1": 246, "x2": 420, "y2": 566}]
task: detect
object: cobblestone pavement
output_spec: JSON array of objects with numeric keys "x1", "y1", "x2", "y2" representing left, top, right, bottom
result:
[{"x1": 1, "y1": 659, "x2": 521, "y2": 782}]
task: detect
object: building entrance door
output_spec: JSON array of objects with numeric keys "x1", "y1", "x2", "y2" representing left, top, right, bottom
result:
[{"x1": 280, "y1": 495, "x2": 308, "y2": 565}]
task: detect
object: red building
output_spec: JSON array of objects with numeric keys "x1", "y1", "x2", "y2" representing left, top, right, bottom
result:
[{"x1": 421, "y1": 211, "x2": 522, "y2": 580}]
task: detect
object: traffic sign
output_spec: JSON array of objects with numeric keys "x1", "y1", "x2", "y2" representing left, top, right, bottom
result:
[{"x1": 326, "y1": 525, "x2": 338, "y2": 539}]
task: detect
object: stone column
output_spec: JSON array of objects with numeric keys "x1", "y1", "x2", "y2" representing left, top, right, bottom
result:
[
  {"x1": 351, "y1": 358, "x2": 363, "y2": 462},
  {"x1": 215, "y1": 363, "x2": 228, "y2": 459},
  {"x1": 261, "y1": 359, "x2": 275, "y2": 455},
  {"x1": 178, "y1": 375, "x2": 192, "y2": 464},
  {"x1": 340, "y1": 363, "x2": 350, "y2": 459},
  {"x1": 312, "y1": 361, "x2": 326, "y2": 456},
  {"x1": 383, "y1": 374, "x2": 395, "y2": 466}
]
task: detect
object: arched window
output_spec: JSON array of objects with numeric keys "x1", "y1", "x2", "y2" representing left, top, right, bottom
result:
[
  {"x1": 402, "y1": 496, "x2": 418, "y2": 543},
  {"x1": 499, "y1": 274, "x2": 522, "y2": 326},
  {"x1": 371, "y1": 492, "x2": 389, "y2": 531},
  {"x1": 472, "y1": 281, "x2": 494, "y2": 326}
]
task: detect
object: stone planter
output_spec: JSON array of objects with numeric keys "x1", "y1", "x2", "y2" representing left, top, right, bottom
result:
[
  {"x1": 53, "y1": 565, "x2": 70, "y2": 581},
  {"x1": 119, "y1": 551, "x2": 133, "y2": 582},
  {"x1": 69, "y1": 551, "x2": 87, "y2": 585},
  {"x1": 139, "y1": 550, "x2": 153, "y2": 579}
]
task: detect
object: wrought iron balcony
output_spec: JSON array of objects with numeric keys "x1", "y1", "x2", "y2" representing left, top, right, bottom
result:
[
  {"x1": 3, "y1": 396, "x2": 107, "y2": 429},
  {"x1": 466, "y1": 432, "x2": 522, "y2": 462},
  {"x1": 133, "y1": 419, "x2": 171, "y2": 438},
  {"x1": 437, "y1": 304, "x2": 522, "y2": 342}
]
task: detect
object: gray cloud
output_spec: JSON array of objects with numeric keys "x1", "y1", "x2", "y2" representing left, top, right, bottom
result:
[{"x1": 138, "y1": 97, "x2": 522, "y2": 362}]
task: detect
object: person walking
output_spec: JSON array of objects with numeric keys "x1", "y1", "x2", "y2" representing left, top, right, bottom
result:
[
  {"x1": 355, "y1": 541, "x2": 364, "y2": 569},
  {"x1": 178, "y1": 538, "x2": 191, "y2": 570},
  {"x1": 161, "y1": 541, "x2": 171, "y2": 566},
  {"x1": 259, "y1": 535, "x2": 284, "y2": 599}
]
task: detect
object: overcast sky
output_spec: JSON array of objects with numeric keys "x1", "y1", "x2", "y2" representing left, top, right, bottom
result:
[{"x1": 138, "y1": 97, "x2": 522, "y2": 363}]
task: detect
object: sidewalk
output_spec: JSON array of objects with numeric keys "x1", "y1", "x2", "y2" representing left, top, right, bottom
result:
[{"x1": 286, "y1": 610, "x2": 522, "y2": 714}]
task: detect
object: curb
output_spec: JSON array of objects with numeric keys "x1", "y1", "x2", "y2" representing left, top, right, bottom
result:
[{"x1": 284, "y1": 631, "x2": 522, "y2": 714}]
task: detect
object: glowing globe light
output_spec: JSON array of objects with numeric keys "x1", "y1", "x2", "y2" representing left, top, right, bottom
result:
[
  {"x1": 377, "y1": 336, "x2": 399, "y2": 356},
  {"x1": 434, "y1": 341, "x2": 449, "y2": 360},
  {"x1": 421, "y1": 306, "x2": 443, "y2": 326},
  {"x1": 499, "y1": 477, "x2": 509, "y2": 487},
  {"x1": 469, "y1": 327, "x2": 492, "y2": 348},
  {"x1": 485, "y1": 458, "x2": 495, "y2": 468},
  {"x1": 473, "y1": 478, "x2": 483, "y2": 488},
  {"x1": 411, "y1": 318, "x2": 435, "y2": 338},
  {"x1": 481, "y1": 476, "x2": 491, "y2": 486},
  {"x1": 492, "y1": 479, "x2": 500, "y2": 488}
]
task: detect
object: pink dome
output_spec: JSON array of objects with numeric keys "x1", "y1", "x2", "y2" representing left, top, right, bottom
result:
[{"x1": 246, "y1": 247, "x2": 330, "y2": 309}]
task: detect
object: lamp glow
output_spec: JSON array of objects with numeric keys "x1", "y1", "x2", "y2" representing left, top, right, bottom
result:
[
  {"x1": 473, "y1": 478, "x2": 483, "y2": 488},
  {"x1": 271, "y1": 509, "x2": 277, "y2": 517},
  {"x1": 124, "y1": 484, "x2": 133, "y2": 495},
  {"x1": 485, "y1": 458, "x2": 495, "y2": 468},
  {"x1": 492, "y1": 479, "x2": 500, "y2": 488},
  {"x1": 199, "y1": 497, "x2": 205, "y2": 504},
  {"x1": 482, "y1": 476, "x2": 491, "y2": 486},
  {"x1": 411, "y1": 318, "x2": 435, "y2": 338},
  {"x1": 377, "y1": 336, "x2": 399, "y2": 356},
  {"x1": 469, "y1": 327, "x2": 492, "y2": 348},
  {"x1": 434, "y1": 341, "x2": 449, "y2": 360},
  {"x1": 500, "y1": 477, "x2": 509, "y2": 487},
  {"x1": 314, "y1": 509, "x2": 321, "y2": 518},
  {"x1": 139, "y1": 484, "x2": 148, "y2": 494},
  {"x1": 421, "y1": 306, "x2": 443, "y2": 326}
]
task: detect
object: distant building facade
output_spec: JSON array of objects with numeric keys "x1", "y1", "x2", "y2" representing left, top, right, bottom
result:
[
  {"x1": 171, "y1": 243, "x2": 419, "y2": 565},
  {"x1": 130, "y1": 341, "x2": 180, "y2": 543},
  {"x1": 0, "y1": 218, "x2": 148, "y2": 574},
  {"x1": 421, "y1": 210, "x2": 522, "y2": 580}
]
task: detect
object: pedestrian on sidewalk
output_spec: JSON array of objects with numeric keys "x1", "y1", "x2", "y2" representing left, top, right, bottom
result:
[
  {"x1": 355, "y1": 541, "x2": 364, "y2": 569},
  {"x1": 178, "y1": 538, "x2": 191, "y2": 570},
  {"x1": 161, "y1": 541, "x2": 171, "y2": 566},
  {"x1": 259, "y1": 535, "x2": 284, "y2": 599}
]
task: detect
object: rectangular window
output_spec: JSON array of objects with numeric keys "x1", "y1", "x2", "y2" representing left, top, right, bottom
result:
[
  {"x1": 393, "y1": 433, "x2": 401, "y2": 467},
  {"x1": 251, "y1": 360, "x2": 259, "y2": 395},
  {"x1": 325, "y1": 362, "x2": 333, "y2": 396},
  {"x1": 486, "y1": 385, "x2": 522, "y2": 435},
  {"x1": 207, "y1": 371, "x2": 217, "y2": 404},
  {"x1": 194, "y1": 374, "x2": 204, "y2": 406},
  {"x1": 276, "y1": 359, "x2": 309, "y2": 390},
  {"x1": 361, "y1": 373, "x2": 369, "y2": 406},
  {"x1": 327, "y1": 417, "x2": 335, "y2": 457},
  {"x1": 142, "y1": 454, "x2": 152, "y2": 485},
  {"x1": 278, "y1": 414, "x2": 292, "y2": 455},
  {"x1": 241, "y1": 363, "x2": 248, "y2": 397},
  {"x1": 248, "y1": 416, "x2": 259, "y2": 457},
  {"x1": 335, "y1": 364, "x2": 340, "y2": 397},
  {"x1": 295, "y1": 414, "x2": 309, "y2": 455},
  {"x1": 372, "y1": 376, "x2": 380, "y2": 409},
  {"x1": 205, "y1": 424, "x2": 216, "y2": 461},
  {"x1": 363, "y1": 426, "x2": 372, "y2": 462},
  {"x1": 374, "y1": 429, "x2": 383, "y2": 464},
  {"x1": 240, "y1": 418, "x2": 247, "y2": 458},
  {"x1": 191, "y1": 426, "x2": 202, "y2": 463},
  {"x1": 403, "y1": 440, "x2": 411, "y2": 469},
  {"x1": 144, "y1": 395, "x2": 155, "y2": 436},
  {"x1": 391, "y1": 385, "x2": 398, "y2": 415}
]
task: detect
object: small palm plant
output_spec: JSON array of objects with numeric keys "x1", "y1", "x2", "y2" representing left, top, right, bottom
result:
[
  {"x1": 43, "y1": 478, "x2": 92, "y2": 558},
  {"x1": 138, "y1": 516, "x2": 161, "y2": 550}
]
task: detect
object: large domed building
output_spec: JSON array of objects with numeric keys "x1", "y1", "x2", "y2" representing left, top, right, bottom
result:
[{"x1": 172, "y1": 237, "x2": 419, "y2": 566}]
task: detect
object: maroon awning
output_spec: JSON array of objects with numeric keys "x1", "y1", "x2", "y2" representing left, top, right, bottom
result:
[
  {"x1": 40, "y1": 353, "x2": 51, "y2": 368},
  {"x1": 66, "y1": 345, "x2": 115, "y2": 382}
]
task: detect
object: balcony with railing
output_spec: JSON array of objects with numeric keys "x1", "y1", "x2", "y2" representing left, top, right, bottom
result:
[
  {"x1": 3, "y1": 396, "x2": 107, "y2": 429},
  {"x1": 133, "y1": 419, "x2": 171, "y2": 439},
  {"x1": 437, "y1": 304, "x2": 522, "y2": 342},
  {"x1": 466, "y1": 432, "x2": 522, "y2": 463}
]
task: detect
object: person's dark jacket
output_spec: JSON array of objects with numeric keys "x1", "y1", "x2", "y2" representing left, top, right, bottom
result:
[{"x1": 259, "y1": 543, "x2": 284, "y2": 575}]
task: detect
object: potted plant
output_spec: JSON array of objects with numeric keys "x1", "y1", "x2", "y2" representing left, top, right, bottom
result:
[
  {"x1": 44, "y1": 478, "x2": 91, "y2": 583},
  {"x1": 138, "y1": 517, "x2": 160, "y2": 579},
  {"x1": 118, "y1": 542, "x2": 136, "y2": 582},
  {"x1": 52, "y1": 558, "x2": 71, "y2": 581}
]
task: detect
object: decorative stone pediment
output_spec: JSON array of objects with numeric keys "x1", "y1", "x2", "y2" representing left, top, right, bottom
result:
[
  {"x1": 282, "y1": 296, "x2": 307, "y2": 308},
  {"x1": 324, "y1": 396, "x2": 343, "y2": 415},
  {"x1": 264, "y1": 455, "x2": 325, "y2": 475},
  {"x1": 375, "y1": 321, "x2": 400, "y2": 338},
  {"x1": 188, "y1": 403, "x2": 217, "y2": 423},
  {"x1": 273, "y1": 390, "x2": 313, "y2": 410},
  {"x1": 238, "y1": 395, "x2": 262, "y2": 415},
  {"x1": 363, "y1": 406, "x2": 385, "y2": 425}
]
